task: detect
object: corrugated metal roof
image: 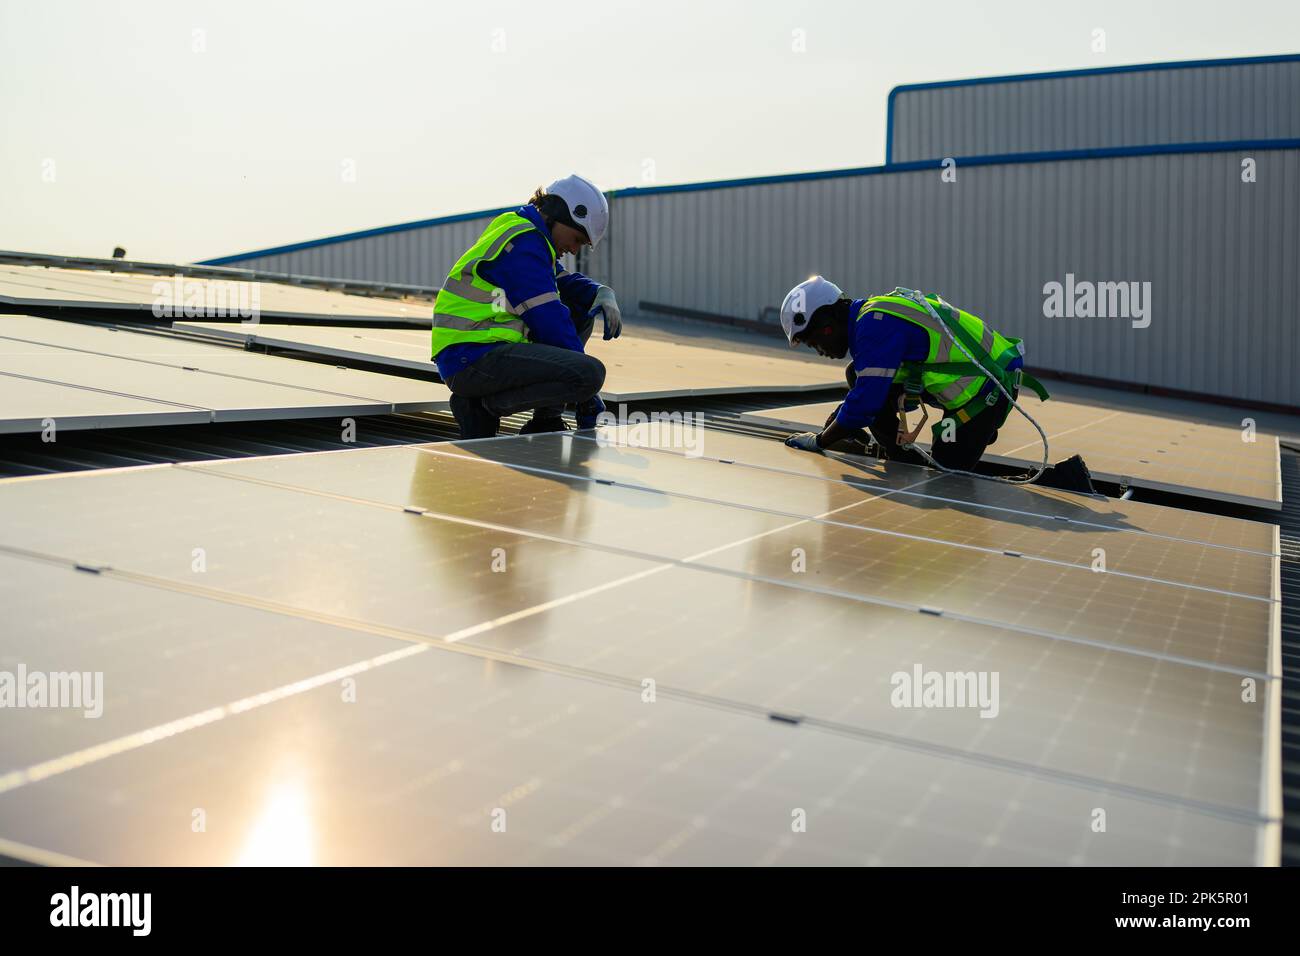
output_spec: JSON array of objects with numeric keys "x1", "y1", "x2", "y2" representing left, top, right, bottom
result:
[{"x1": 887, "y1": 54, "x2": 1300, "y2": 162}]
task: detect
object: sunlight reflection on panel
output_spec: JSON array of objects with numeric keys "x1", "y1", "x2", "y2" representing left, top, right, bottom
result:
[{"x1": 236, "y1": 780, "x2": 314, "y2": 867}]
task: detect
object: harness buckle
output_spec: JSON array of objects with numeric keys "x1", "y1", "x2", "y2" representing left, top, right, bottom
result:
[
  {"x1": 897, "y1": 391, "x2": 930, "y2": 447},
  {"x1": 901, "y1": 376, "x2": 923, "y2": 413}
]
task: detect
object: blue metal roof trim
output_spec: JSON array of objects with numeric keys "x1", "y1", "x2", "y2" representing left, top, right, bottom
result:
[
  {"x1": 200, "y1": 204, "x2": 515, "y2": 265},
  {"x1": 885, "y1": 52, "x2": 1300, "y2": 162},
  {"x1": 201, "y1": 137, "x2": 1300, "y2": 265}
]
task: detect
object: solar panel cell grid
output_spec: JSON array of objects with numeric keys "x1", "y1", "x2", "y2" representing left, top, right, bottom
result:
[
  {"x1": 0, "y1": 570, "x2": 1264, "y2": 864},
  {"x1": 741, "y1": 399, "x2": 1282, "y2": 508},
  {"x1": 0, "y1": 426, "x2": 1279, "y2": 864}
]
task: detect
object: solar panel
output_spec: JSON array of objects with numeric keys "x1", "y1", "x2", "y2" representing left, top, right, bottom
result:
[
  {"x1": 704, "y1": 442, "x2": 1273, "y2": 553},
  {"x1": 1, "y1": 315, "x2": 447, "y2": 413},
  {"x1": 0, "y1": 425, "x2": 1278, "y2": 864},
  {"x1": 171, "y1": 321, "x2": 842, "y2": 400},
  {"x1": 0, "y1": 550, "x2": 1267, "y2": 866},
  {"x1": 0, "y1": 317, "x2": 449, "y2": 432},
  {"x1": 0, "y1": 372, "x2": 210, "y2": 433},
  {"x1": 425, "y1": 433, "x2": 1276, "y2": 599},
  {"x1": 173, "y1": 321, "x2": 433, "y2": 371},
  {"x1": 742, "y1": 399, "x2": 1283, "y2": 509},
  {"x1": 196, "y1": 440, "x2": 1274, "y2": 674},
  {"x1": 0, "y1": 264, "x2": 426, "y2": 324}
]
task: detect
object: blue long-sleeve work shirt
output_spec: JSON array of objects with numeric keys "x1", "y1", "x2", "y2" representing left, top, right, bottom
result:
[
  {"x1": 835, "y1": 298, "x2": 1022, "y2": 430},
  {"x1": 434, "y1": 204, "x2": 602, "y2": 382}
]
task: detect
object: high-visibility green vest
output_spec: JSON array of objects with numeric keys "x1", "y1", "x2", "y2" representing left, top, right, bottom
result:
[
  {"x1": 859, "y1": 289, "x2": 1047, "y2": 412},
  {"x1": 431, "y1": 211, "x2": 560, "y2": 358}
]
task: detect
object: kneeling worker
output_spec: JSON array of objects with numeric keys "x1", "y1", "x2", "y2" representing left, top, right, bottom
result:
[
  {"x1": 432, "y1": 174, "x2": 622, "y2": 439},
  {"x1": 778, "y1": 276, "x2": 1094, "y2": 492}
]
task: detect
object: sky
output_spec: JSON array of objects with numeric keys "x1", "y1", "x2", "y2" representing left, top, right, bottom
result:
[{"x1": 1, "y1": 0, "x2": 1296, "y2": 263}]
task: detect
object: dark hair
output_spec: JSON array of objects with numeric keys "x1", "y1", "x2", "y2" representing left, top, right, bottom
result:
[{"x1": 529, "y1": 187, "x2": 572, "y2": 226}]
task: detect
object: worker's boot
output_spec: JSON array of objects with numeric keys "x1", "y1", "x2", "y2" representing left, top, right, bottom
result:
[
  {"x1": 1036, "y1": 454, "x2": 1097, "y2": 495},
  {"x1": 449, "y1": 394, "x2": 501, "y2": 440},
  {"x1": 574, "y1": 396, "x2": 607, "y2": 430},
  {"x1": 519, "y1": 416, "x2": 570, "y2": 435}
]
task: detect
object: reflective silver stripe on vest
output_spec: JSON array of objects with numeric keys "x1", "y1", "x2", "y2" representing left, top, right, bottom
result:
[
  {"x1": 938, "y1": 298, "x2": 997, "y2": 360},
  {"x1": 508, "y1": 291, "x2": 560, "y2": 315},
  {"x1": 440, "y1": 275, "x2": 498, "y2": 304},
  {"x1": 440, "y1": 277, "x2": 561, "y2": 315},
  {"x1": 451, "y1": 222, "x2": 539, "y2": 286},
  {"x1": 432, "y1": 311, "x2": 526, "y2": 335},
  {"x1": 935, "y1": 377, "x2": 978, "y2": 404},
  {"x1": 869, "y1": 295, "x2": 1000, "y2": 407},
  {"x1": 856, "y1": 366, "x2": 897, "y2": 378},
  {"x1": 484, "y1": 222, "x2": 534, "y2": 260}
]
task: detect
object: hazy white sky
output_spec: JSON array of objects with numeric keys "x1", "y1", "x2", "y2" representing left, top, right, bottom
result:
[{"x1": 1, "y1": 0, "x2": 1296, "y2": 263}]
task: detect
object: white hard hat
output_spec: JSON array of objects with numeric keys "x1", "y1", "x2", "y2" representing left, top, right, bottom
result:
[
  {"x1": 780, "y1": 275, "x2": 844, "y2": 346},
  {"x1": 545, "y1": 174, "x2": 609, "y2": 247}
]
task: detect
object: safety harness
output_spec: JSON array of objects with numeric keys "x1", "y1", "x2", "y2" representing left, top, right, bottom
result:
[{"x1": 878, "y1": 288, "x2": 1053, "y2": 485}]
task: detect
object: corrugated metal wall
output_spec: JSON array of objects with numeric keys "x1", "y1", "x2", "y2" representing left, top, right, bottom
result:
[
  {"x1": 596, "y1": 149, "x2": 1299, "y2": 407},
  {"x1": 890, "y1": 59, "x2": 1300, "y2": 162},
  {"x1": 217, "y1": 147, "x2": 1300, "y2": 407}
]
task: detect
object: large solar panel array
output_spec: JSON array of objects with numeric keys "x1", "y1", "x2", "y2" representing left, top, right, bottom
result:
[
  {"x1": 0, "y1": 316, "x2": 448, "y2": 433},
  {"x1": 0, "y1": 424, "x2": 1279, "y2": 865},
  {"x1": 0, "y1": 264, "x2": 427, "y2": 324},
  {"x1": 172, "y1": 321, "x2": 842, "y2": 400},
  {"x1": 742, "y1": 399, "x2": 1283, "y2": 510}
]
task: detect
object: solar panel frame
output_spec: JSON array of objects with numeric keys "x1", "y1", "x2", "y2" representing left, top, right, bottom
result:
[
  {"x1": 0, "y1": 315, "x2": 449, "y2": 414},
  {"x1": 0, "y1": 321, "x2": 450, "y2": 433},
  {"x1": 170, "y1": 321, "x2": 844, "y2": 400},
  {"x1": 0, "y1": 372, "x2": 212, "y2": 434},
  {"x1": 0, "y1": 264, "x2": 427, "y2": 324}
]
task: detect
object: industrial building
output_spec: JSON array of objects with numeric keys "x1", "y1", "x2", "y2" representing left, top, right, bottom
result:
[{"x1": 204, "y1": 53, "x2": 1300, "y2": 410}]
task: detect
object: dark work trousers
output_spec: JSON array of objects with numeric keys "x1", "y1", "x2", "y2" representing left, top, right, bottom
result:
[
  {"x1": 445, "y1": 309, "x2": 602, "y2": 419},
  {"x1": 868, "y1": 383, "x2": 1014, "y2": 471}
]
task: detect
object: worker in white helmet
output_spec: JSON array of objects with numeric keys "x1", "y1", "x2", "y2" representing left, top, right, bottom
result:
[
  {"x1": 431, "y1": 174, "x2": 623, "y2": 439},
  {"x1": 778, "y1": 276, "x2": 1095, "y2": 491}
]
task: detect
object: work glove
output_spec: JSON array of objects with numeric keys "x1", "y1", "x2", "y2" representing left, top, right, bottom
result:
[
  {"x1": 575, "y1": 395, "x2": 607, "y2": 430},
  {"x1": 588, "y1": 287, "x2": 622, "y2": 340},
  {"x1": 784, "y1": 432, "x2": 823, "y2": 453}
]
